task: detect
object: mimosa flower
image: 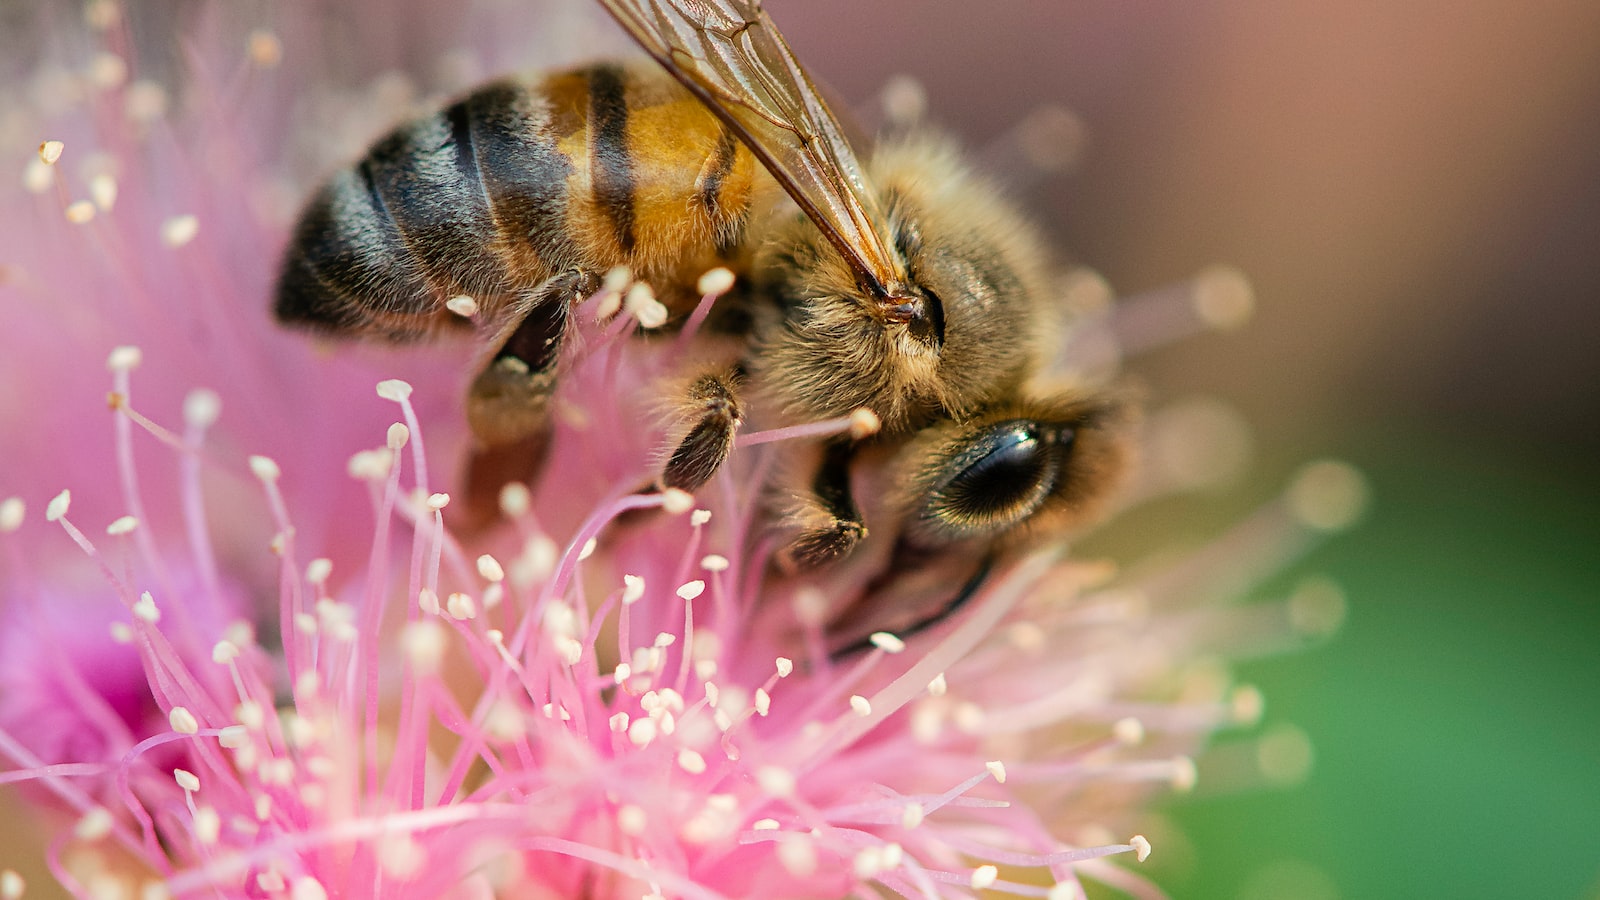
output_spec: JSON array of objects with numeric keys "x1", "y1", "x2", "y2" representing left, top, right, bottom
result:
[{"x1": 0, "y1": 3, "x2": 1364, "y2": 898}]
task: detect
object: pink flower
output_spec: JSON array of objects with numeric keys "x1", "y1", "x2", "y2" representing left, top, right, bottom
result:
[{"x1": 0, "y1": 2, "x2": 1365, "y2": 898}]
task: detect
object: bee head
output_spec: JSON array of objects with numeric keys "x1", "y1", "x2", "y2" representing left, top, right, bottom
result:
[{"x1": 751, "y1": 134, "x2": 1052, "y2": 433}]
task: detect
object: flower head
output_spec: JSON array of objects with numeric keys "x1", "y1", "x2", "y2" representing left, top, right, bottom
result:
[{"x1": 0, "y1": 3, "x2": 1364, "y2": 898}]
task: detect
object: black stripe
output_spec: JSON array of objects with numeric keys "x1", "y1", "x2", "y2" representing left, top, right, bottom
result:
[
  {"x1": 367, "y1": 106, "x2": 502, "y2": 300},
  {"x1": 588, "y1": 65, "x2": 636, "y2": 254},
  {"x1": 469, "y1": 81, "x2": 578, "y2": 271}
]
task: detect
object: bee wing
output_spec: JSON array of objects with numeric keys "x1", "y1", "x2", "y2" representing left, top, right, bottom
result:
[{"x1": 598, "y1": 0, "x2": 904, "y2": 299}]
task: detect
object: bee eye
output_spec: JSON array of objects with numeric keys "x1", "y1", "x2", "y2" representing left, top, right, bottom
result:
[{"x1": 922, "y1": 422, "x2": 1069, "y2": 537}]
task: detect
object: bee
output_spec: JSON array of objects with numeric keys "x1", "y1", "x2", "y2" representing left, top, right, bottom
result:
[{"x1": 275, "y1": 0, "x2": 1131, "y2": 593}]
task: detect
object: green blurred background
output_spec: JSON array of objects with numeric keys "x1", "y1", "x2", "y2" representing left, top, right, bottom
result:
[{"x1": 777, "y1": 2, "x2": 1600, "y2": 897}]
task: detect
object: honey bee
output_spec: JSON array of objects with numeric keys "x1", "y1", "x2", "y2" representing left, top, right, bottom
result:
[{"x1": 275, "y1": 0, "x2": 1131, "y2": 590}]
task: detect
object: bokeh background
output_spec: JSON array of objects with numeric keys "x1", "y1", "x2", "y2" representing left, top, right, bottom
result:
[
  {"x1": 5, "y1": 1, "x2": 1597, "y2": 897},
  {"x1": 774, "y1": 1, "x2": 1600, "y2": 897}
]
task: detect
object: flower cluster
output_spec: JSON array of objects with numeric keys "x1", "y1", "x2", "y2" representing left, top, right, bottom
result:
[{"x1": 0, "y1": 3, "x2": 1362, "y2": 899}]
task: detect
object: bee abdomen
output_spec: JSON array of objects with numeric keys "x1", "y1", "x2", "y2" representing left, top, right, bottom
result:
[
  {"x1": 275, "y1": 78, "x2": 582, "y2": 339},
  {"x1": 273, "y1": 162, "x2": 442, "y2": 340}
]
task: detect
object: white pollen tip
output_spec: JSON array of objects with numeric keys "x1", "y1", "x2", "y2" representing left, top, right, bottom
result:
[
  {"x1": 901, "y1": 803, "x2": 925, "y2": 828},
  {"x1": 676, "y1": 580, "x2": 706, "y2": 601},
  {"x1": 211, "y1": 640, "x2": 239, "y2": 665},
  {"x1": 971, "y1": 865, "x2": 999, "y2": 889},
  {"x1": 476, "y1": 554, "x2": 505, "y2": 582},
  {"x1": 636, "y1": 299, "x2": 669, "y2": 329},
  {"x1": 1130, "y1": 834, "x2": 1153, "y2": 862},
  {"x1": 756, "y1": 765, "x2": 795, "y2": 797},
  {"x1": 578, "y1": 536, "x2": 598, "y2": 560},
  {"x1": 0, "y1": 498, "x2": 23, "y2": 532},
  {"x1": 183, "y1": 388, "x2": 222, "y2": 428},
  {"x1": 106, "y1": 515, "x2": 138, "y2": 535},
  {"x1": 751, "y1": 818, "x2": 780, "y2": 831},
  {"x1": 1113, "y1": 717, "x2": 1146, "y2": 746},
  {"x1": 65, "y1": 200, "x2": 95, "y2": 224},
  {"x1": 133, "y1": 591, "x2": 160, "y2": 623},
  {"x1": 927, "y1": 672, "x2": 948, "y2": 696},
  {"x1": 849, "y1": 694, "x2": 872, "y2": 717},
  {"x1": 700, "y1": 553, "x2": 729, "y2": 572},
  {"x1": 45, "y1": 490, "x2": 71, "y2": 522},
  {"x1": 617, "y1": 804, "x2": 648, "y2": 836},
  {"x1": 677, "y1": 749, "x2": 707, "y2": 774},
  {"x1": 445, "y1": 295, "x2": 478, "y2": 317},
  {"x1": 375, "y1": 379, "x2": 414, "y2": 402},
  {"x1": 621, "y1": 574, "x2": 645, "y2": 605},
  {"x1": 1192, "y1": 264, "x2": 1255, "y2": 331},
  {"x1": 386, "y1": 422, "x2": 410, "y2": 450},
  {"x1": 248, "y1": 455, "x2": 281, "y2": 482},
  {"x1": 1287, "y1": 459, "x2": 1370, "y2": 532},
  {"x1": 74, "y1": 807, "x2": 113, "y2": 841},
  {"x1": 774, "y1": 657, "x2": 793, "y2": 678},
  {"x1": 306, "y1": 557, "x2": 333, "y2": 585},
  {"x1": 174, "y1": 768, "x2": 200, "y2": 792},
  {"x1": 868, "y1": 632, "x2": 905, "y2": 654},
  {"x1": 498, "y1": 482, "x2": 531, "y2": 516},
  {"x1": 848, "y1": 408, "x2": 881, "y2": 440},
  {"x1": 602, "y1": 265, "x2": 632, "y2": 293},
  {"x1": 689, "y1": 508, "x2": 712, "y2": 526},
  {"x1": 106, "y1": 345, "x2": 142, "y2": 372},
  {"x1": 169, "y1": 707, "x2": 199, "y2": 734},
  {"x1": 426, "y1": 492, "x2": 451, "y2": 511},
  {"x1": 661, "y1": 488, "x2": 694, "y2": 514},
  {"x1": 38, "y1": 140, "x2": 65, "y2": 165},
  {"x1": 446, "y1": 592, "x2": 477, "y2": 620},
  {"x1": 160, "y1": 214, "x2": 199, "y2": 248},
  {"x1": 247, "y1": 29, "x2": 283, "y2": 68},
  {"x1": 985, "y1": 760, "x2": 1007, "y2": 784},
  {"x1": 400, "y1": 621, "x2": 448, "y2": 673},
  {"x1": 89, "y1": 173, "x2": 117, "y2": 211},
  {"x1": 697, "y1": 266, "x2": 736, "y2": 296},
  {"x1": 1170, "y1": 755, "x2": 1199, "y2": 792},
  {"x1": 1, "y1": 868, "x2": 24, "y2": 899}
]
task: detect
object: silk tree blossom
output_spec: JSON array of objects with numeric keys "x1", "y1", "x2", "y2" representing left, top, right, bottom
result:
[{"x1": 0, "y1": 2, "x2": 1366, "y2": 898}]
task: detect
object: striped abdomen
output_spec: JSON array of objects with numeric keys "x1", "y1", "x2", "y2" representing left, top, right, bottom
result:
[{"x1": 274, "y1": 62, "x2": 768, "y2": 340}]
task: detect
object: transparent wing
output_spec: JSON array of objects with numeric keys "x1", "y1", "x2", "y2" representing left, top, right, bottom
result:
[{"x1": 597, "y1": 0, "x2": 905, "y2": 299}]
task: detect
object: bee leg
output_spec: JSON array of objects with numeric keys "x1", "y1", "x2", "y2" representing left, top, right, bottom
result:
[
  {"x1": 661, "y1": 369, "x2": 743, "y2": 492},
  {"x1": 776, "y1": 440, "x2": 866, "y2": 572},
  {"x1": 460, "y1": 269, "x2": 597, "y2": 529}
]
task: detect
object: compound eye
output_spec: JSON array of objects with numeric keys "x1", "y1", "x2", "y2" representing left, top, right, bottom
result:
[{"x1": 923, "y1": 422, "x2": 1069, "y2": 537}]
